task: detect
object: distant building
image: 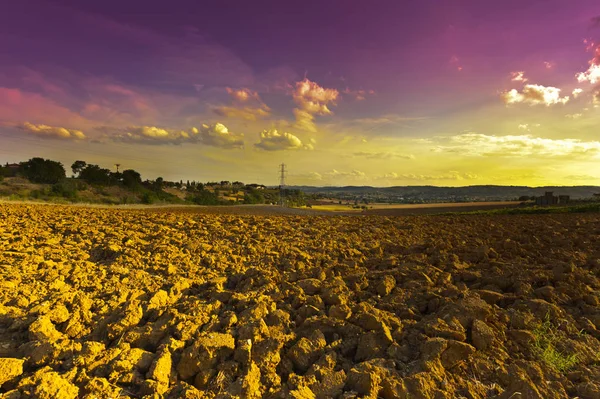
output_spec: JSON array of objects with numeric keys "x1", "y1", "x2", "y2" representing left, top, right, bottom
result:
[
  {"x1": 3, "y1": 162, "x2": 20, "y2": 177},
  {"x1": 535, "y1": 191, "x2": 569, "y2": 206}
]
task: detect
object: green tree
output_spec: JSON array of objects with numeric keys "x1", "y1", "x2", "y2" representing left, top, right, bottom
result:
[
  {"x1": 71, "y1": 160, "x2": 87, "y2": 177},
  {"x1": 20, "y1": 158, "x2": 66, "y2": 184},
  {"x1": 154, "y1": 177, "x2": 164, "y2": 191},
  {"x1": 122, "y1": 169, "x2": 142, "y2": 189},
  {"x1": 79, "y1": 164, "x2": 112, "y2": 185}
]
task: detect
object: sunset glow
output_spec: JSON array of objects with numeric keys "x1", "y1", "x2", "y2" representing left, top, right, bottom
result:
[{"x1": 1, "y1": 1, "x2": 600, "y2": 186}]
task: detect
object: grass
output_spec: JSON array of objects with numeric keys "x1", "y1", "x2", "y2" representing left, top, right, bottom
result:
[
  {"x1": 531, "y1": 315, "x2": 579, "y2": 372},
  {"x1": 446, "y1": 202, "x2": 600, "y2": 216}
]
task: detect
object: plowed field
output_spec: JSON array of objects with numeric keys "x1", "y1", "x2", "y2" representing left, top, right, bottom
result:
[{"x1": 1, "y1": 203, "x2": 599, "y2": 398}]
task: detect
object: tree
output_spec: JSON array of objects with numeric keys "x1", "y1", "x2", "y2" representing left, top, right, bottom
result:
[
  {"x1": 79, "y1": 164, "x2": 112, "y2": 185},
  {"x1": 71, "y1": 160, "x2": 87, "y2": 177},
  {"x1": 154, "y1": 177, "x2": 164, "y2": 191},
  {"x1": 122, "y1": 169, "x2": 142, "y2": 188},
  {"x1": 20, "y1": 157, "x2": 66, "y2": 184}
]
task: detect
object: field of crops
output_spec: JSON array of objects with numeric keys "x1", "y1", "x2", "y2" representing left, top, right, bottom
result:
[{"x1": 1, "y1": 203, "x2": 600, "y2": 398}]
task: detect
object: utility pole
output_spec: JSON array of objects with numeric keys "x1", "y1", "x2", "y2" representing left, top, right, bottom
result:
[
  {"x1": 115, "y1": 163, "x2": 121, "y2": 173},
  {"x1": 278, "y1": 163, "x2": 286, "y2": 207}
]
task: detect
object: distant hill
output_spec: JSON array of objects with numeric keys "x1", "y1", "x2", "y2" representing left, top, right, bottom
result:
[{"x1": 287, "y1": 185, "x2": 600, "y2": 202}]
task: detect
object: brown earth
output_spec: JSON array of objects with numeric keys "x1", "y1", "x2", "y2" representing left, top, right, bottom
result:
[{"x1": 0, "y1": 203, "x2": 599, "y2": 398}]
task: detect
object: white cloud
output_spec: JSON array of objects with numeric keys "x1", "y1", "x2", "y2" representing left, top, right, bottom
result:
[
  {"x1": 20, "y1": 122, "x2": 86, "y2": 140},
  {"x1": 517, "y1": 123, "x2": 540, "y2": 132},
  {"x1": 292, "y1": 78, "x2": 339, "y2": 132},
  {"x1": 353, "y1": 151, "x2": 415, "y2": 160},
  {"x1": 576, "y1": 64, "x2": 600, "y2": 84},
  {"x1": 197, "y1": 123, "x2": 244, "y2": 149},
  {"x1": 510, "y1": 71, "x2": 528, "y2": 82},
  {"x1": 111, "y1": 125, "x2": 190, "y2": 144},
  {"x1": 501, "y1": 84, "x2": 569, "y2": 106},
  {"x1": 565, "y1": 113, "x2": 583, "y2": 119},
  {"x1": 572, "y1": 88, "x2": 584, "y2": 98},
  {"x1": 254, "y1": 129, "x2": 311, "y2": 151},
  {"x1": 433, "y1": 133, "x2": 600, "y2": 159}
]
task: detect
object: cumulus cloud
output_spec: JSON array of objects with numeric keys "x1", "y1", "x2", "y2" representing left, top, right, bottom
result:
[
  {"x1": 432, "y1": 133, "x2": 600, "y2": 159},
  {"x1": 501, "y1": 84, "x2": 569, "y2": 106},
  {"x1": 353, "y1": 151, "x2": 415, "y2": 160},
  {"x1": 510, "y1": 71, "x2": 528, "y2": 82},
  {"x1": 111, "y1": 125, "x2": 190, "y2": 144},
  {"x1": 197, "y1": 123, "x2": 244, "y2": 149},
  {"x1": 108, "y1": 122, "x2": 243, "y2": 148},
  {"x1": 20, "y1": 122, "x2": 86, "y2": 140},
  {"x1": 292, "y1": 78, "x2": 339, "y2": 132},
  {"x1": 254, "y1": 129, "x2": 311, "y2": 151},
  {"x1": 576, "y1": 65, "x2": 600, "y2": 84},
  {"x1": 572, "y1": 88, "x2": 584, "y2": 98}
]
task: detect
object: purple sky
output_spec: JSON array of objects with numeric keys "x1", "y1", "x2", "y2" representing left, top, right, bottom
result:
[{"x1": 1, "y1": 1, "x2": 600, "y2": 185}]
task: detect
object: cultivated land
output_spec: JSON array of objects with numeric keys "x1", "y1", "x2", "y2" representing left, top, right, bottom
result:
[{"x1": 0, "y1": 204, "x2": 600, "y2": 398}]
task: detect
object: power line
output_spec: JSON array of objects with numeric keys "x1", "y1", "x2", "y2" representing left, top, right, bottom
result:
[{"x1": 279, "y1": 163, "x2": 286, "y2": 207}]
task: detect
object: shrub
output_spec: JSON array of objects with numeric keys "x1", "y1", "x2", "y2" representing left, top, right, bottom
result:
[{"x1": 532, "y1": 315, "x2": 579, "y2": 372}]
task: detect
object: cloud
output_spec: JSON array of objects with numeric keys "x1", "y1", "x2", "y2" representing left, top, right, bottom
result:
[
  {"x1": 517, "y1": 123, "x2": 540, "y2": 132},
  {"x1": 107, "y1": 122, "x2": 243, "y2": 148},
  {"x1": 510, "y1": 71, "x2": 528, "y2": 82},
  {"x1": 353, "y1": 151, "x2": 415, "y2": 160},
  {"x1": 576, "y1": 64, "x2": 600, "y2": 84},
  {"x1": 254, "y1": 129, "x2": 311, "y2": 151},
  {"x1": 564, "y1": 174, "x2": 599, "y2": 181},
  {"x1": 326, "y1": 169, "x2": 367, "y2": 180},
  {"x1": 110, "y1": 125, "x2": 190, "y2": 144},
  {"x1": 213, "y1": 105, "x2": 270, "y2": 121},
  {"x1": 387, "y1": 171, "x2": 479, "y2": 181},
  {"x1": 292, "y1": 78, "x2": 339, "y2": 132},
  {"x1": 342, "y1": 88, "x2": 375, "y2": 101},
  {"x1": 197, "y1": 123, "x2": 244, "y2": 149},
  {"x1": 501, "y1": 84, "x2": 569, "y2": 106},
  {"x1": 214, "y1": 87, "x2": 271, "y2": 121},
  {"x1": 19, "y1": 122, "x2": 86, "y2": 140},
  {"x1": 565, "y1": 113, "x2": 583, "y2": 119},
  {"x1": 572, "y1": 88, "x2": 584, "y2": 98},
  {"x1": 432, "y1": 133, "x2": 600, "y2": 159},
  {"x1": 226, "y1": 87, "x2": 259, "y2": 103},
  {"x1": 576, "y1": 40, "x2": 600, "y2": 84}
]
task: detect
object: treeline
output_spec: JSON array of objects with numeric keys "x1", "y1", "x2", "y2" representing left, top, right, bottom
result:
[{"x1": 0, "y1": 157, "x2": 307, "y2": 206}]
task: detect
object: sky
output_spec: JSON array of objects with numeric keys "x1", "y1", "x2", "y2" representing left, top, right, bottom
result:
[{"x1": 1, "y1": 0, "x2": 600, "y2": 186}]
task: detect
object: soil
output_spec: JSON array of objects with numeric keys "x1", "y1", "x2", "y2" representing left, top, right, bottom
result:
[{"x1": 1, "y1": 203, "x2": 599, "y2": 398}]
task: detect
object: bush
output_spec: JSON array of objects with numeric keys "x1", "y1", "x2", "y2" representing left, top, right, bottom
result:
[
  {"x1": 51, "y1": 180, "x2": 79, "y2": 200},
  {"x1": 141, "y1": 192, "x2": 157, "y2": 204}
]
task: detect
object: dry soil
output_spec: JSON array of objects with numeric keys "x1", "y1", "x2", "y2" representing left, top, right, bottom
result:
[{"x1": 0, "y1": 203, "x2": 599, "y2": 398}]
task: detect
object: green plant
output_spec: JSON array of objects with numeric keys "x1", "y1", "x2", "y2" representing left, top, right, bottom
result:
[{"x1": 532, "y1": 315, "x2": 579, "y2": 372}]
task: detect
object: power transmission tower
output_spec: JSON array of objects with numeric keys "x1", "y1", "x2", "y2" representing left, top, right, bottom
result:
[
  {"x1": 278, "y1": 163, "x2": 286, "y2": 207},
  {"x1": 115, "y1": 163, "x2": 121, "y2": 173}
]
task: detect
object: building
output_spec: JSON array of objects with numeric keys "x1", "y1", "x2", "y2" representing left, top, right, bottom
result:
[{"x1": 535, "y1": 191, "x2": 569, "y2": 206}]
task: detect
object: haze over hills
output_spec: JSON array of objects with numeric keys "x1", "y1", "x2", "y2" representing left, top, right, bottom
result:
[{"x1": 289, "y1": 185, "x2": 600, "y2": 202}]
